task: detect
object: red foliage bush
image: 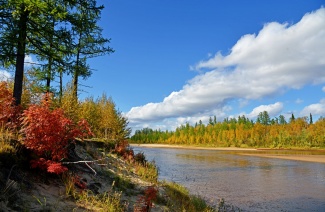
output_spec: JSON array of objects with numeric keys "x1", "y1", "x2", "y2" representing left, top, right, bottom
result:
[
  {"x1": 20, "y1": 96, "x2": 93, "y2": 174},
  {"x1": 0, "y1": 82, "x2": 21, "y2": 129},
  {"x1": 73, "y1": 175, "x2": 87, "y2": 190},
  {"x1": 115, "y1": 139, "x2": 134, "y2": 162},
  {"x1": 135, "y1": 186, "x2": 158, "y2": 212}
]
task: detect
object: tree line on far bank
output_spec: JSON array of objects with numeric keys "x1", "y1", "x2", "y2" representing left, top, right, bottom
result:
[{"x1": 131, "y1": 112, "x2": 325, "y2": 148}]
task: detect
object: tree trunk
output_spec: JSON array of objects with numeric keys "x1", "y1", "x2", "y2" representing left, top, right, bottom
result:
[
  {"x1": 46, "y1": 57, "x2": 52, "y2": 93},
  {"x1": 46, "y1": 19, "x2": 55, "y2": 93},
  {"x1": 59, "y1": 67, "x2": 63, "y2": 104},
  {"x1": 73, "y1": 47, "x2": 81, "y2": 100},
  {"x1": 13, "y1": 7, "x2": 28, "y2": 106},
  {"x1": 73, "y1": 63, "x2": 78, "y2": 100}
]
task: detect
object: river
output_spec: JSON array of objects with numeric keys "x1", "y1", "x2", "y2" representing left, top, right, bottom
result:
[{"x1": 132, "y1": 146, "x2": 325, "y2": 212}]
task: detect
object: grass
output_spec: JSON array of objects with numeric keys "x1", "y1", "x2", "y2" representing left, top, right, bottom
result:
[
  {"x1": 77, "y1": 190, "x2": 125, "y2": 212},
  {"x1": 62, "y1": 172, "x2": 126, "y2": 211},
  {"x1": 159, "y1": 181, "x2": 215, "y2": 212},
  {"x1": 135, "y1": 160, "x2": 159, "y2": 183},
  {"x1": 0, "y1": 127, "x2": 16, "y2": 155}
]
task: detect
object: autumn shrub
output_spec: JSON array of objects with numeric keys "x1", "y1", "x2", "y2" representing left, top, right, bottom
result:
[
  {"x1": 0, "y1": 82, "x2": 21, "y2": 130},
  {"x1": 20, "y1": 96, "x2": 93, "y2": 174},
  {"x1": 134, "y1": 186, "x2": 158, "y2": 212},
  {"x1": 60, "y1": 83, "x2": 79, "y2": 123},
  {"x1": 114, "y1": 139, "x2": 135, "y2": 162},
  {"x1": 134, "y1": 152, "x2": 147, "y2": 166}
]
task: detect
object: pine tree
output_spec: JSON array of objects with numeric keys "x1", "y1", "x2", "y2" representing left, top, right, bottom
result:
[
  {"x1": 0, "y1": 0, "x2": 70, "y2": 105},
  {"x1": 309, "y1": 113, "x2": 313, "y2": 124},
  {"x1": 290, "y1": 113, "x2": 295, "y2": 123},
  {"x1": 68, "y1": 0, "x2": 114, "y2": 99}
]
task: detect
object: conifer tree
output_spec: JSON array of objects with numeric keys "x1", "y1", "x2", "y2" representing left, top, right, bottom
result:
[
  {"x1": 309, "y1": 113, "x2": 313, "y2": 124},
  {"x1": 0, "y1": 0, "x2": 70, "y2": 105},
  {"x1": 68, "y1": 0, "x2": 114, "y2": 99}
]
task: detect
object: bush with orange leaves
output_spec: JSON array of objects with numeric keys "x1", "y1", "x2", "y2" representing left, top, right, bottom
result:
[
  {"x1": 0, "y1": 82, "x2": 21, "y2": 129},
  {"x1": 134, "y1": 186, "x2": 158, "y2": 212},
  {"x1": 20, "y1": 96, "x2": 93, "y2": 174}
]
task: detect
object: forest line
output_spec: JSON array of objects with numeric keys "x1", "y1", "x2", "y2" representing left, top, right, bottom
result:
[{"x1": 131, "y1": 112, "x2": 325, "y2": 149}]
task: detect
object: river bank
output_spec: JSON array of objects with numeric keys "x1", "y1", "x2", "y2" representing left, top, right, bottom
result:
[
  {"x1": 130, "y1": 143, "x2": 325, "y2": 164},
  {"x1": 0, "y1": 140, "x2": 216, "y2": 211}
]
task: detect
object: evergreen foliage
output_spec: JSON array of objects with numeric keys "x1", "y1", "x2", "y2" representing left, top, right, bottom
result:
[{"x1": 0, "y1": 0, "x2": 113, "y2": 105}]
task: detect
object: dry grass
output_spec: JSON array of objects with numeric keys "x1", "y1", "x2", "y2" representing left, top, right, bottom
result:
[{"x1": 0, "y1": 127, "x2": 16, "y2": 155}]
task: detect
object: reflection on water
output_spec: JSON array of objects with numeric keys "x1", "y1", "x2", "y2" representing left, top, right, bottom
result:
[{"x1": 133, "y1": 147, "x2": 325, "y2": 212}]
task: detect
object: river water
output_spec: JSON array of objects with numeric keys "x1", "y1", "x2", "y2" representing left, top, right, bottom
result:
[{"x1": 132, "y1": 147, "x2": 325, "y2": 212}]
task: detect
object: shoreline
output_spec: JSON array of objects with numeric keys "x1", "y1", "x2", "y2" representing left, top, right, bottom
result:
[
  {"x1": 130, "y1": 143, "x2": 325, "y2": 164},
  {"x1": 130, "y1": 143, "x2": 258, "y2": 151}
]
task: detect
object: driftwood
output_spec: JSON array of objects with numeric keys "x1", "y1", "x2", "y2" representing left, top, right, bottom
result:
[
  {"x1": 62, "y1": 158, "x2": 106, "y2": 176},
  {"x1": 65, "y1": 141, "x2": 109, "y2": 175}
]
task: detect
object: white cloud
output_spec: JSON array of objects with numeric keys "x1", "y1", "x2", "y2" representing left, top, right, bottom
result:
[
  {"x1": 0, "y1": 70, "x2": 11, "y2": 81},
  {"x1": 322, "y1": 86, "x2": 325, "y2": 92},
  {"x1": 24, "y1": 55, "x2": 36, "y2": 67},
  {"x1": 247, "y1": 102, "x2": 284, "y2": 119},
  {"x1": 127, "y1": 7, "x2": 325, "y2": 129},
  {"x1": 300, "y1": 99, "x2": 325, "y2": 116},
  {"x1": 295, "y1": 98, "x2": 304, "y2": 104}
]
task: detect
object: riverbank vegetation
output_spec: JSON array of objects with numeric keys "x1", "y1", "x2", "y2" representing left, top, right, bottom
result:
[
  {"x1": 0, "y1": 80, "x2": 215, "y2": 210},
  {"x1": 131, "y1": 112, "x2": 325, "y2": 149},
  {"x1": 0, "y1": 0, "x2": 217, "y2": 206}
]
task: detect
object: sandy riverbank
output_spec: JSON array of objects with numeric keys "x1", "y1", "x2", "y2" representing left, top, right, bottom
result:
[
  {"x1": 130, "y1": 143, "x2": 257, "y2": 151},
  {"x1": 130, "y1": 143, "x2": 325, "y2": 164}
]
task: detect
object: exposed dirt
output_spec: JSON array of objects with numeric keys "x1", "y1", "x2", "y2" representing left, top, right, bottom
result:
[{"x1": 0, "y1": 140, "x2": 168, "y2": 211}]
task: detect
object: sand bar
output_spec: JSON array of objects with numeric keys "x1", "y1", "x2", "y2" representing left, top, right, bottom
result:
[
  {"x1": 130, "y1": 143, "x2": 325, "y2": 164},
  {"x1": 130, "y1": 143, "x2": 257, "y2": 151}
]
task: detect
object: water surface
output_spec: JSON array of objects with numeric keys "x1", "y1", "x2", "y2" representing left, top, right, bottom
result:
[{"x1": 133, "y1": 147, "x2": 325, "y2": 212}]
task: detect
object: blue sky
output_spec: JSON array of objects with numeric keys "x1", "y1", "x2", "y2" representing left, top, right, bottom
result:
[{"x1": 1, "y1": 0, "x2": 325, "y2": 133}]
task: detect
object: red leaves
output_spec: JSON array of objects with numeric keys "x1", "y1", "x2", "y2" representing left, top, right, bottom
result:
[
  {"x1": 0, "y1": 82, "x2": 21, "y2": 129},
  {"x1": 135, "y1": 186, "x2": 158, "y2": 212},
  {"x1": 20, "y1": 95, "x2": 93, "y2": 174},
  {"x1": 30, "y1": 158, "x2": 68, "y2": 174},
  {"x1": 115, "y1": 140, "x2": 135, "y2": 162},
  {"x1": 0, "y1": 82, "x2": 14, "y2": 123},
  {"x1": 73, "y1": 175, "x2": 87, "y2": 189},
  {"x1": 47, "y1": 163, "x2": 68, "y2": 174}
]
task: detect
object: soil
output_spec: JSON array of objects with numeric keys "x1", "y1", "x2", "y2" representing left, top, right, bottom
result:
[{"x1": 0, "y1": 140, "x2": 168, "y2": 212}]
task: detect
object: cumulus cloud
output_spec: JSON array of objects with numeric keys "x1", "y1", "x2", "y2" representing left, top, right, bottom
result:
[
  {"x1": 246, "y1": 102, "x2": 283, "y2": 119},
  {"x1": 24, "y1": 55, "x2": 36, "y2": 67},
  {"x1": 300, "y1": 99, "x2": 325, "y2": 116},
  {"x1": 0, "y1": 55, "x2": 36, "y2": 82},
  {"x1": 126, "y1": 7, "x2": 325, "y2": 129},
  {"x1": 0, "y1": 70, "x2": 11, "y2": 81}
]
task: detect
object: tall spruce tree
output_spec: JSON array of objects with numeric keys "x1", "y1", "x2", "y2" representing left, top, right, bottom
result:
[
  {"x1": 256, "y1": 111, "x2": 271, "y2": 125},
  {"x1": 0, "y1": 0, "x2": 71, "y2": 105},
  {"x1": 309, "y1": 113, "x2": 313, "y2": 124},
  {"x1": 30, "y1": 0, "x2": 72, "y2": 94},
  {"x1": 68, "y1": 0, "x2": 114, "y2": 99},
  {"x1": 0, "y1": 0, "x2": 113, "y2": 104}
]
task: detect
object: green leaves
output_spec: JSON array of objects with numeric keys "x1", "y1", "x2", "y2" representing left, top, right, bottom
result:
[{"x1": 1, "y1": 0, "x2": 113, "y2": 104}]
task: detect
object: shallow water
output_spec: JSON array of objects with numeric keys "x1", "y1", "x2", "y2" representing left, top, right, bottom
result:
[{"x1": 133, "y1": 147, "x2": 325, "y2": 212}]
